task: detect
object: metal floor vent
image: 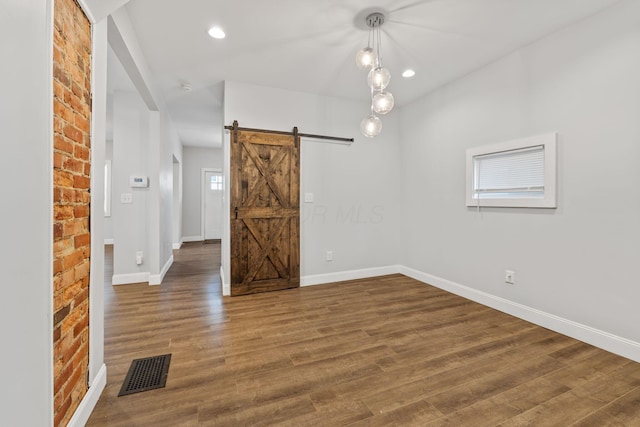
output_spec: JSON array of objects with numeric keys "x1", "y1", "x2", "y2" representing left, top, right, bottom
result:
[{"x1": 118, "y1": 354, "x2": 171, "y2": 397}]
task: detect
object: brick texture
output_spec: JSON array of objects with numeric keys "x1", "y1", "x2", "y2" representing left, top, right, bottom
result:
[{"x1": 52, "y1": 0, "x2": 91, "y2": 425}]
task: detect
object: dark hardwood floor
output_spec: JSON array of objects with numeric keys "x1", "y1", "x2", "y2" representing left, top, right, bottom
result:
[{"x1": 88, "y1": 243, "x2": 640, "y2": 426}]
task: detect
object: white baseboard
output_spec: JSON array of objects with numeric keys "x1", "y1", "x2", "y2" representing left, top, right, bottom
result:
[
  {"x1": 103, "y1": 238, "x2": 114, "y2": 245},
  {"x1": 112, "y1": 258, "x2": 175, "y2": 286},
  {"x1": 213, "y1": 263, "x2": 640, "y2": 362},
  {"x1": 399, "y1": 266, "x2": 640, "y2": 364},
  {"x1": 220, "y1": 265, "x2": 399, "y2": 297},
  {"x1": 301, "y1": 265, "x2": 401, "y2": 287},
  {"x1": 150, "y1": 255, "x2": 174, "y2": 285},
  {"x1": 221, "y1": 266, "x2": 229, "y2": 296},
  {"x1": 182, "y1": 235, "x2": 203, "y2": 243},
  {"x1": 112, "y1": 272, "x2": 149, "y2": 285},
  {"x1": 172, "y1": 242, "x2": 182, "y2": 250},
  {"x1": 67, "y1": 363, "x2": 106, "y2": 427}
]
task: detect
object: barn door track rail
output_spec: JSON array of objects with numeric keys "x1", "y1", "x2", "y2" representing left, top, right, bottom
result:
[{"x1": 224, "y1": 120, "x2": 354, "y2": 144}]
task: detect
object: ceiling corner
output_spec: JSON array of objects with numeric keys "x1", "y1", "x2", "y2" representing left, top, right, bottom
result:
[{"x1": 82, "y1": 0, "x2": 132, "y2": 23}]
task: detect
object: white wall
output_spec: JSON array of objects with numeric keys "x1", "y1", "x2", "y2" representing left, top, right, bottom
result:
[
  {"x1": 157, "y1": 110, "x2": 181, "y2": 273},
  {"x1": 399, "y1": 0, "x2": 640, "y2": 357},
  {"x1": 107, "y1": 6, "x2": 182, "y2": 286},
  {"x1": 172, "y1": 158, "x2": 182, "y2": 246},
  {"x1": 147, "y1": 111, "x2": 161, "y2": 278},
  {"x1": 104, "y1": 139, "x2": 114, "y2": 241},
  {"x1": 0, "y1": 0, "x2": 54, "y2": 425},
  {"x1": 222, "y1": 81, "x2": 403, "y2": 293},
  {"x1": 112, "y1": 90, "x2": 151, "y2": 280},
  {"x1": 110, "y1": 95, "x2": 179, "y2": 284},
  {"x1": 88, "y1": 16, "x2": 108, "y2": 393},
  {"x1": 182, "y1": 146, "x2": 222, "y2": 240}
]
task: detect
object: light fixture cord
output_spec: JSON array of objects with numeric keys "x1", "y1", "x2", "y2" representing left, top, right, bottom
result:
[
  {"x1": 370, "y1": 85, "x2": 375, "y2": 114},
  {"x1": 376, "y1": 23, "x2": 382, "y2": 67}
]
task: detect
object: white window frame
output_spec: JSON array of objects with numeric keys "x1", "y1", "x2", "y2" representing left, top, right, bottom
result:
[{"x1": 466, "y1": 132, "x2": 557, "y2": 208}]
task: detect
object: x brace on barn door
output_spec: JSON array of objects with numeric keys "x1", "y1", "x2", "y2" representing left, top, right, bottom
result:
[{"x1": 228, "y1": 121, "x2": 303, "y2": 296}]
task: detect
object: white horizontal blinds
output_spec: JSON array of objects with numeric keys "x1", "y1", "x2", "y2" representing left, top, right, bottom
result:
[{"x1": 474, "y1": 145, "x2": 545, "y2": 199}]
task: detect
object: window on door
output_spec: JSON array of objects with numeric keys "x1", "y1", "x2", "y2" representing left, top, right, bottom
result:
[{"x1": 210, "y1": 175, "x2": 223, "y2": 191}]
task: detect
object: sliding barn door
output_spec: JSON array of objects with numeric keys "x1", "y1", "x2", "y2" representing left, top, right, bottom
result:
[{"x1": 230, "y1": 126, "x2": 300, "y2": 296}]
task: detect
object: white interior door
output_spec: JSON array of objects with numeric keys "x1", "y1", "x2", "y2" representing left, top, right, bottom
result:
[{"x1": 204, "y1": 170, "x2": 223, "y2": 240}]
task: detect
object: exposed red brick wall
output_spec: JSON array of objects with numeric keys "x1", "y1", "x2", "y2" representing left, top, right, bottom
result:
[{"x1": 52, "y1": 0, "x2": 92, "y2": 425}]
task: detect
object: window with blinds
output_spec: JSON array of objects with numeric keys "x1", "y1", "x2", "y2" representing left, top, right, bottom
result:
[{"x1": 466, "y1": 133, "x2": 557, "y2": 208}]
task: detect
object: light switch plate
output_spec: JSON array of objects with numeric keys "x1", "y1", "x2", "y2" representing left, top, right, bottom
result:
[
  {"x1": 121, "y1": 193, "x2": 133, "y2": 204},
  {"x1": 304, "y1": 193, "x2": 314, "y2": 203}
]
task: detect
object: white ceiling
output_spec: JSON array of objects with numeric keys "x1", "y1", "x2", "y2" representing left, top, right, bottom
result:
[{"x1": 107, "y1": 0, "x2": 620, "y2": 147}]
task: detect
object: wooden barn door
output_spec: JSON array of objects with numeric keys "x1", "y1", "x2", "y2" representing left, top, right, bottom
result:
[{"x1": 230, "y1": 122, "x2": 300, "y2": 296}]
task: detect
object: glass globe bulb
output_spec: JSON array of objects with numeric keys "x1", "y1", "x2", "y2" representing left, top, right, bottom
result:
[
  {"x1": 372, "y1": 91, "x2": 394, "y2": 115},
  {"x1": 360, "y1": 114, "x2": 382, "y2": 138},
  {"x1": 355, "y1": 47, "x2": 377, "y2": 71},
  {"x1": 368, "y1": 67, "x2": 391, "y2": 91}
]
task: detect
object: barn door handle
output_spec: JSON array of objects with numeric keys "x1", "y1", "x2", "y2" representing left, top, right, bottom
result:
[{"x1": 235, "y1": 207, "x2": 238, "y2": 219}]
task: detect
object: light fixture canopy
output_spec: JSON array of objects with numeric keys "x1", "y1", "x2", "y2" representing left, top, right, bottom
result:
[{"x1": 356, "y1": 12, "x2": 393, "y2": 138}]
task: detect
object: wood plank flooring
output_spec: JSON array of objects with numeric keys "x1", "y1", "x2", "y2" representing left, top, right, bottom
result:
[{"x1": 88, "y1": 243, "x2": 640, "y2": 426}]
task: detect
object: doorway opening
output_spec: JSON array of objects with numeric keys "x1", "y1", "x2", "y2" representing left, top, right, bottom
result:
[
  {"x1": 202, "y1": 168, "x2": 223, "y2": 242},
  {"x1": 173, "y1": 156, "x2": 181, "y2": 248}
]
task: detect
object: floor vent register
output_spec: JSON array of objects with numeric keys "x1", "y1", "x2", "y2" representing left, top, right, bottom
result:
[{"x1": 118, "y1": 354, "x2": 172, "y2": 396}]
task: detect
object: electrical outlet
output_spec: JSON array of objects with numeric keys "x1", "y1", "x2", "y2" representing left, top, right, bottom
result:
[
  {"x1": 505, "y1": 270, "x2": 515, "y2": 285},
  {"x1": 326, "y1": 250, "x2": 333, "y2": 261}
]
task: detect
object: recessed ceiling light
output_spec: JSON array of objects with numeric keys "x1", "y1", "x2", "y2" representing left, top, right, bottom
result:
[
  {"x1": 402, "y1": 69, "x2": 416, "y2": 78},
  {"x1": 208, "y1": 26, "x2": 226, "y2": 39}
]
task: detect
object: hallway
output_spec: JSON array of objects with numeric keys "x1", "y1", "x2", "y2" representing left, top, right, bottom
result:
[{"x1": 89, "y1": 242, "x2": 223, "y2": 425}]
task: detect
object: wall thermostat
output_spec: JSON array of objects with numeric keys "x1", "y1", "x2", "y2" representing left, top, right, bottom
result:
[{"x1": 129, "y1": 176, "x2": 149, "y2": 188}]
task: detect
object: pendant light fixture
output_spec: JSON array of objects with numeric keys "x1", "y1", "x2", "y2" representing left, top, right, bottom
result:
[{"x1": 356, "y1": 12, "x2": 394, "y2": 138}]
